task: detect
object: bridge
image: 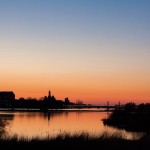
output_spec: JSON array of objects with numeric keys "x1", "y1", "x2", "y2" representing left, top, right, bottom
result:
[{"x1": 68, "y1": 104, "x2": 123, "y2": 109}]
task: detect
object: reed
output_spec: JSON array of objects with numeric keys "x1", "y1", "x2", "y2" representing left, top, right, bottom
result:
[{"x1": 0, "y1": 132, "x2": 149, "y2": 150}]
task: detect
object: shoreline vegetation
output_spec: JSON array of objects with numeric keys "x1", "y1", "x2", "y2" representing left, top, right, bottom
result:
[
  {"x1": 0, "y1": 132, "x2": 150, "y2": 150},
  {"x1": 103, "y1": 103, "x2": 150, "y2": 132}
]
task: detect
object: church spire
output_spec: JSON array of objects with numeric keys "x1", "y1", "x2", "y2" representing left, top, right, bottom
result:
[{"x1": 48, "y1": 90, "x2": 51, "y2": 98}]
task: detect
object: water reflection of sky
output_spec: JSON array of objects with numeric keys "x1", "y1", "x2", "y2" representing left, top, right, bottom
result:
[{"x1": 0, "y1": 111, "x2": 145, "y2": 140}]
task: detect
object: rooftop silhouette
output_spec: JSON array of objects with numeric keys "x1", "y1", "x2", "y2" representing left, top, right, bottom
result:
[{"x1": 0, "y1": 90, "x2": 75, "y2": 109}]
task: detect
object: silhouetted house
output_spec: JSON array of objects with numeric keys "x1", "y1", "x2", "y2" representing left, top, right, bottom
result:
[{"x1": 0, "y1": 91, "x2": 15, "y2": 107}]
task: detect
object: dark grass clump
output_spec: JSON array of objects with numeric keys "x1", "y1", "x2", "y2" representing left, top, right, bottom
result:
[{"x1": 0, "y1": 132, "x2": 150, "y2": 150}]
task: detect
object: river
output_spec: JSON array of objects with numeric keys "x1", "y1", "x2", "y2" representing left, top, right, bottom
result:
[{"x1": 0, "y1": 109, "x2": 144, "y2": 140}]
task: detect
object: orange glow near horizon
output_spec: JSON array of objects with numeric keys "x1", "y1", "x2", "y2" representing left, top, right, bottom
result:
[{"x1": 1, "y1": 70, "x2": 150, "y2": 105}]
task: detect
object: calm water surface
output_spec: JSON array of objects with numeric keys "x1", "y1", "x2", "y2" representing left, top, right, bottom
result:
[{"x1": 0, "y1": 110, "x2": 144, "y2": 140}]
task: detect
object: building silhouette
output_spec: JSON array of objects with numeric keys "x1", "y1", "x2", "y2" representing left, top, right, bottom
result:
[
  {"x1": 48, "y1": 90, "x2": 51, "y2": 99},
  {"x1": 0, "y1": 91, "x2": 15, "y2": 107}
]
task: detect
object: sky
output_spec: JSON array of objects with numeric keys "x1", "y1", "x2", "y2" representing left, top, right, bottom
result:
[{"x1": 0, "y1": 0, "x2": 150, "y2": 105}]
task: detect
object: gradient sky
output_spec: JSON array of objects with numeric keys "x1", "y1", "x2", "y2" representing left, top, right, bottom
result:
[{"x1": 0, "y1": 0, "x2": 150, "y2": 104}]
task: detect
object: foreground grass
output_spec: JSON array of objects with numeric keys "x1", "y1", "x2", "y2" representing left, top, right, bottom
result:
[{"x1": 0, "y1": 132, "x2": 150, "y2": 150}]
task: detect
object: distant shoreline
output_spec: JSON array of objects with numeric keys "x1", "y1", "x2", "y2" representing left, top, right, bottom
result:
[{"x1": 0, "y1": 108, "x2": 114, "y2": 112}]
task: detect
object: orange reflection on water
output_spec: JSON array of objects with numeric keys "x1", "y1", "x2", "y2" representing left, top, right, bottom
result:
[
  {"x1": 1, "y1": 110, "x2": 143, "y2": 140},
  {"x1": 6, "y1": 111, "x2": 107, "y2": 138}
]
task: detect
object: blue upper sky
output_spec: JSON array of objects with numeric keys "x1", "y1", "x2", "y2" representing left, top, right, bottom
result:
[{"x1": 0, "y1": 0, "x2": 150, "y2": 103}]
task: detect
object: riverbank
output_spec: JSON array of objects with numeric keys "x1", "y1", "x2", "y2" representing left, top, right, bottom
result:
[{"x1": 103, "y1": 103, "x2": 150, "y2": 132}]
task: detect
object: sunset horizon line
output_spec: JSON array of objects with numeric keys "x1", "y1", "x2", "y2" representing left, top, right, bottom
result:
[{"x1": 0, "y1": 89, "x2": 149, "y2": 105}]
